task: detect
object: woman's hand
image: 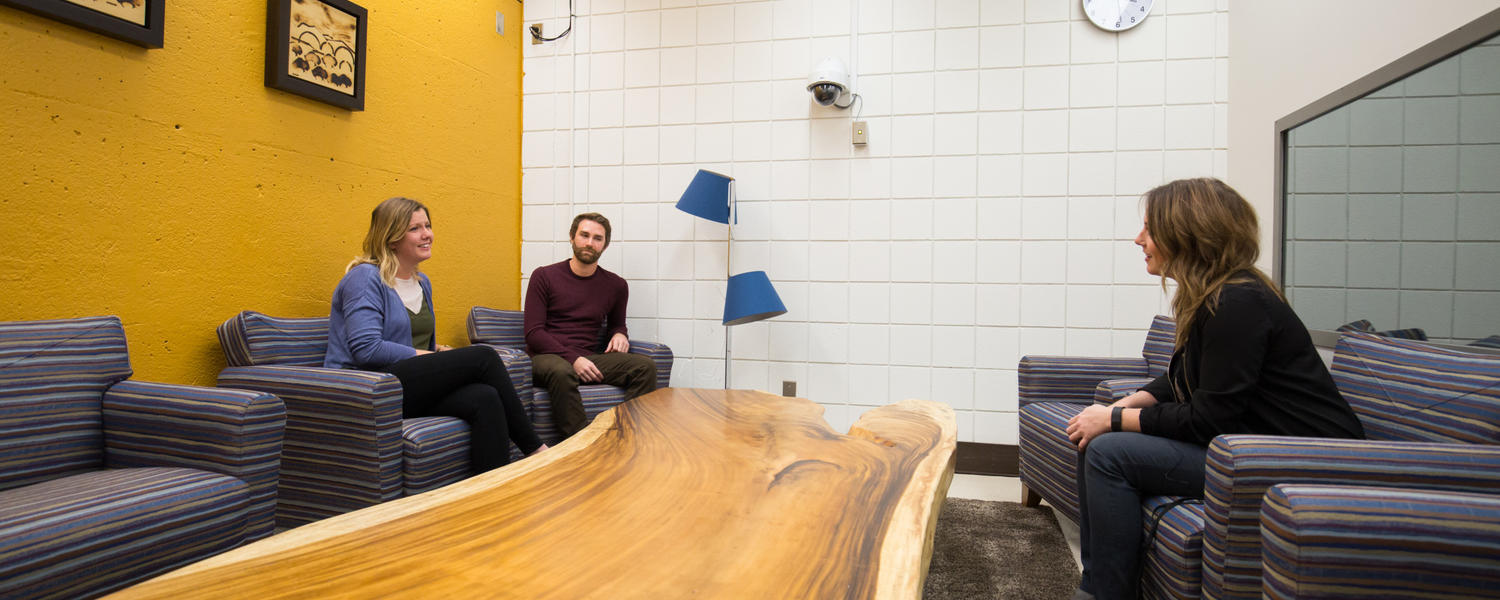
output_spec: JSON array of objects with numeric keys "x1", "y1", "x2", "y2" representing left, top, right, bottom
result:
[
  {"x1": 436, "y1": 344, "x2": 453, "y2": 352},
  {"x1": 1067, "y1": 404, "x2": 1114, "y2": 450}
]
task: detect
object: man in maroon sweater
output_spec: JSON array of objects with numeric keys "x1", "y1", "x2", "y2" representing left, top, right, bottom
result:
[{"x1": 523, "y1": 213, "x2": 657, "y2": 437}]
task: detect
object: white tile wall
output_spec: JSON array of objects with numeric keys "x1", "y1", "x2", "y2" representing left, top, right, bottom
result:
[{"x1": 522, "y1": 0, "x2": 1216, "y2": 442}]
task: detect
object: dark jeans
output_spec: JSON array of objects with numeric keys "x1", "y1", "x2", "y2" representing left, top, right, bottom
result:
[
  {"x1": 531, "y1": 351, "x2": 658, "y2": 437},
  {"x1": 384, "y1": 345, "x2": 543, "y2": 473},
  {"x1": 1077, "y1": 432, "x2": 1207, "y2": 600}
]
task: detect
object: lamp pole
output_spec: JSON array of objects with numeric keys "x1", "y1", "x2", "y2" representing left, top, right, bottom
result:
[{"x1": 724, "y1": 180, "x2": 734, "y2": 390}]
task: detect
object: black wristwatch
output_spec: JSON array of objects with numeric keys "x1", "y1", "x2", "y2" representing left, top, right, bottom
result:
[{"x1": 1111, "y1": 406, "x2": 1124, "y2": 432}]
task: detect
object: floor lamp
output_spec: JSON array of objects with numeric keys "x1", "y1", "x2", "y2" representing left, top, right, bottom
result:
[{"x1": 675, "y1": 169, "x2": 787, "y2": 389}]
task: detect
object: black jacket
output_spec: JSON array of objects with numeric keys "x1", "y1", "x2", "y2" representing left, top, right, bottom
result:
[{"x1": 1138, "y1": 277, "x2": 1365, "y2": 445}]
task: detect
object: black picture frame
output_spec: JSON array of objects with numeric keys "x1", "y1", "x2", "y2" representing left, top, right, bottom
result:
[
  {"x1": 0, "y1": 0, "x2": 164, "y2": 48},
  {"x1": 265, "y1": 0, "x2": 366, "y2": 111}
]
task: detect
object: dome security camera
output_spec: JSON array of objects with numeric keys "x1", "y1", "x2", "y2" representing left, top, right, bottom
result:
[{"x1": 807, "y1": 57, "x2": 854, "y2": 108}]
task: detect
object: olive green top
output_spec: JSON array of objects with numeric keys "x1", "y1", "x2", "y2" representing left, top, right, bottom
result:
[{"x1": 408, "y1": 299, "x2": 435, "y2": 351}]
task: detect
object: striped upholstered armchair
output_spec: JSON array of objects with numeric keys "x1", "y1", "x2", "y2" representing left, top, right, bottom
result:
[
  {"x1": 466, "y1": 306, "x2": 672, "y2": 445},
  {"x1": 1197, "y1": 332, "x2": 1500, "y2": 600},
  {"x1": 216, "y1": 311, "x2": 528, "y2": 527},
  {"x1": 1021, "y1": 322, "x2": 1500, "y2": 599},
  {"x1": 1017, "y1": 314, "x2": 1176, "y2": 522},
  {"x1": 0, "y1": 316, "x2": 284, "y2": 599}
]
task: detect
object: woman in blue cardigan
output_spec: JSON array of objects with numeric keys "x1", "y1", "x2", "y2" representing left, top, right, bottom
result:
[
  {"x1": 326, "y1": 196, "x2": 545, "y2": 472},
  {"x1": 1064, "y1": 178, "x2": 1363, "y2": 600}
]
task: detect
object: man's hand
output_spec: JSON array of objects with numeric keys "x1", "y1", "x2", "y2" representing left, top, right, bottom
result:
[
  {"x1": 1066, "y1": 404, "x2": 1114, "y2": 451},
  {"x1": 436, "y1": 344, "x2": 453, "y2": 352},
  {"x1": 573, "y1": 356, "x2": 604, "y2": 382},
  {"x1": 605, "y1": 332, "x2": 629, "y2": 353}
]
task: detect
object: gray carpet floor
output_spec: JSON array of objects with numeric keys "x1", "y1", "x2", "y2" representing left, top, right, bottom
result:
[{"x1": 923, "y1": 498, "x2": 1080, "y2": 600}]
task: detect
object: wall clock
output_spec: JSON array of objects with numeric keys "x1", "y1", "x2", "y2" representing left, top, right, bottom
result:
[{"x1": 1083, "y1": 0, "x2": 1153, "y2": 32}]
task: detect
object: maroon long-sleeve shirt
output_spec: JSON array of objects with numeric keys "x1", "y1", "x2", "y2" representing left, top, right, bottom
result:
[{"x1": 523, "y1": 260, "x2": 630, "y2": 363}]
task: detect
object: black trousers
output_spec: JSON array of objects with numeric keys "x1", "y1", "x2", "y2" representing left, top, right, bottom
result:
[{"x1": 384, "y1": 345, "x2": 543, "y2": 473}]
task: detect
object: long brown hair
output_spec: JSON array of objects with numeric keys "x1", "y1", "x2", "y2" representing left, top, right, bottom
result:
[
  {"x1": 347, "y1": 196, "x2": 430, "y2": 286},
  {"x1": 1144, "y1": 178, "x2": 1280, "y2": 348}
]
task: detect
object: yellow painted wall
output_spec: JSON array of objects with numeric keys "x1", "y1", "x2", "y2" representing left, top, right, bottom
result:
[{"x1": 0, "y1": 1, "x2": 524, "y2": 385}]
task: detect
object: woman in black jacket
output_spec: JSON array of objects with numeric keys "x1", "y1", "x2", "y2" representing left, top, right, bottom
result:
[{"x1": 1064, "y1": 178, "x2": 1364, "y2": 600}]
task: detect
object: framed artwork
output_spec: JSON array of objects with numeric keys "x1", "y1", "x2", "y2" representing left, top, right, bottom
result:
[
  {"x1": 0, "y1": 0, "x2": 164, "y2": 48},
  {"x1": 265, "y1": 0, "x2": 366, "y2": 111}
]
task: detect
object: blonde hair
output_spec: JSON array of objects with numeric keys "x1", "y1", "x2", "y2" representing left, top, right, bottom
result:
[
  {"x1": 347, "y1": 196, "x2": 430, "y2": 286},
  {"x1": 1143, "y1": 178, "x2": 1280, "y2": 349}
]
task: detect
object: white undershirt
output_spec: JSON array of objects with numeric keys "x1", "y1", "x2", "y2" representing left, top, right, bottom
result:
[{"x1": 393, "y1": 276, "x2": 423, "y2": 314}]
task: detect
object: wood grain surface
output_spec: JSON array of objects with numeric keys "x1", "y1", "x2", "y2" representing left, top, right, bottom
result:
[{"x1": 110, "y1": 388, "x2": 957, "y2": 599}]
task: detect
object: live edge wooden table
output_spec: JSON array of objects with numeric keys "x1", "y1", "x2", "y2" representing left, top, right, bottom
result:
[{"x1": 111, "y1": 388, "x2": 957, "y2": 599}]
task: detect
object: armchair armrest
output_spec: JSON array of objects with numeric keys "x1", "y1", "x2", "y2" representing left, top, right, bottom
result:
[
  {"x1": 1202, "y1": 435, "x2": 1500, "y2": 600},
  {"x1": 1093, "y1": 376, "x2": 1154, "y2": 405},
  {"x1": 1017, "y1": 355, "x2": 1147, "y2": 406},
  {"x1": 218, "y1": 365, "x2": 405, "y2": 525},
  {"x1": 472, "y1": 343, "x2": 536, "y2": 411},
  {"x1": 1261, "y1": 484, "x2": 1500, "y2": 600},
  {"x1": 102, "y1": 380, "x2": 285, "y2": 540},
  {"x1": 629, "y1": 340, "x2": 673, "y2": 389}
]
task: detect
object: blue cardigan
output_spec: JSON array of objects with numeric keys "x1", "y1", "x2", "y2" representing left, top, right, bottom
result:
[{"x1": 325, "y1": 263, "x2": 435, "y2": 370}]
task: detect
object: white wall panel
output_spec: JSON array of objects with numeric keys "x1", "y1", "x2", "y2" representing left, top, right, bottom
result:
[{"x1": 522, "y1": 0, "x2": 1228, "y2": 442}]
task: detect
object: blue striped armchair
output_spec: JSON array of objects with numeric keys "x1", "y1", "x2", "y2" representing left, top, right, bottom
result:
[
  {"x1": 215, "y1": 311, "x2": 524, "y2": 528},
  {"x1": 0, "y1": 316, "x2": 284, "y2": 599},
  {"x1": 1020, "y1": 320, "x2": 1500, "y2": 599},
  {"x1": 1198, "y1": 332, "x2": 1500, "y2": 600},
  {"x1": 466, "y1": 306, "x2": 672, "y2": 446},
  {"x1": 1017, "y1": 314, "x2": 1176, "y2": 522}
]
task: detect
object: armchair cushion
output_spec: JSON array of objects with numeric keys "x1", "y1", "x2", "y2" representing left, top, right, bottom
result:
[
  {"x1": 465, "y1": 306, "x2": 525, "y2": 348},
  {"x1": 0, "y1": 467, "x2": 251, "y2": 599},
  {"x1": 1261, "y1": 484, "x2": 1500, "y2": 600},
  {"x1": 1331, "y1": 331, "x2": 1500, "y2": 444},
  {"x1": 217, "y1": 311, "x2": 328, "y2": 368},
  {"x1": 0, "y1": 315, "x2": 132, "y2": 491}
]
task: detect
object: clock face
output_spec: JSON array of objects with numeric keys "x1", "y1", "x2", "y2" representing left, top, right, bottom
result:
[{"x1": 1083, "y1": 0, "x2": 1154, "y2": 32}]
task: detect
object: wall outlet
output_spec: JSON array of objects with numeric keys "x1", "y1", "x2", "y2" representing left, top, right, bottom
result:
[
  {"x1": 852, "y1": 120, "x2": 868, "y2": 145},
  {"x1": 782, "y1": 381, "x2": 796, "y2": 397},
  {"x1": 529, "y1": 23, "x2": 543, "y2": 44}
]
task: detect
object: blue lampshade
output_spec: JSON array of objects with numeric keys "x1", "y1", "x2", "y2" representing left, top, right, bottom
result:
[
  {"x1": 722, "y1": 271, "x2": 787, "y2": 326},
  {"x1": 675, "y1": 169, "x2": 733, "y2": 225}
]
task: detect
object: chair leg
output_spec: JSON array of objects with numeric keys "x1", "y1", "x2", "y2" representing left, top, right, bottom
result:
[{"x1": 1021, "y1": 483, "x2": 1042, "y2": 507}]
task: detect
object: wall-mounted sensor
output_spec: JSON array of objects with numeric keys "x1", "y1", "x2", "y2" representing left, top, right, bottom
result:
[{"x1": 807, "y1": 57, "x2": 855, "y2": 108}]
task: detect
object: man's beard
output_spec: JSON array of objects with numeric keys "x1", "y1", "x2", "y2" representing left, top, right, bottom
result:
[{"x1": 573, "y1": 244, "x2": 599, "y2": 265}]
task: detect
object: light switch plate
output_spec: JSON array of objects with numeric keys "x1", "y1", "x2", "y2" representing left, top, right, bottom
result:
[
  {"x1": 782, "y1": 381, "x2": 796, "y2": 397},
  {"x1": 852, "y1": 120, "x2": 868, "y2": 145},
  {"x1": 496, "y1": 12, "x2": 504, "y2": 35}
]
